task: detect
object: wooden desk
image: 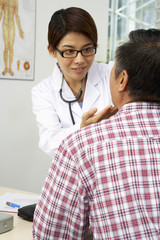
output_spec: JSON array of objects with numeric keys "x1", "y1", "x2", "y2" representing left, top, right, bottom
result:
[{"x1": 0, "y1": 186, "x2": 38, "y2": 240}]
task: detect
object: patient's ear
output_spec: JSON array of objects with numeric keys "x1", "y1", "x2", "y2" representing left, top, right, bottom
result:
[
  {"x1": 48, "y1": 45, "x2": 56, "y2": 58},
  {"x1": 119, "y1": 70, "x2": 128, "y2": 92}
]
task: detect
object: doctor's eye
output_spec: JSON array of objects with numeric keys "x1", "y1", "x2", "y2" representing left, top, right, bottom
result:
[
  {"x1": 82, "y1": 48, "x2": 96, "y2": 55},
  {"x1": 63, "y1": 50, "x2": 76, "y2": 56}
]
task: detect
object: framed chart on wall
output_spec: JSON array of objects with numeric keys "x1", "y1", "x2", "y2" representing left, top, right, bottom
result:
[{"x1": 0, "y1": 0, "x2": 36, "y2": 81}]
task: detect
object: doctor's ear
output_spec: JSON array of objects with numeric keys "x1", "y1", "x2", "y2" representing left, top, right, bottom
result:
[{"x1": 48, "y1": 45, "x2": 56, "y2": 58}]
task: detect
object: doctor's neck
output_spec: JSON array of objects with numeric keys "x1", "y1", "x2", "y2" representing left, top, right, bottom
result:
[{"x1": 63, "y1": 74, "x2": 87, "y2": 100}]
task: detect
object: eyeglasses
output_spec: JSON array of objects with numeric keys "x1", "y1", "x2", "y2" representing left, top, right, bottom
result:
[{"x1": 55, "y1": 47, "x2": 97, "y2": 58}]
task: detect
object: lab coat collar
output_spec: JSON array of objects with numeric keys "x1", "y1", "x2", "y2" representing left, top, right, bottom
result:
[{"x1": 52, "y1": 62, "x2": 63, "y2": 91}]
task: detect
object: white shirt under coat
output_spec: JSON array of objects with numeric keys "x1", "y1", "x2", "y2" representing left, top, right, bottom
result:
[{"x1": 32, "y1": 61, "x2": 114, "y2": 158}]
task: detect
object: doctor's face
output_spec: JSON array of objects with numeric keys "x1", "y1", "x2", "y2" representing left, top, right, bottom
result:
[{"x1": 52, "y1": 32, "x2": 95, "y2": 84}]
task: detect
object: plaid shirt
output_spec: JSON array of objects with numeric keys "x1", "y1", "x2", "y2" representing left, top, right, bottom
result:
[{"x1": 33, "y1": 102, "x2": 160, "y2": 240}]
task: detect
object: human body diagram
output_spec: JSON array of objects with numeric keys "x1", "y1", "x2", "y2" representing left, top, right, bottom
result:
[{"x1": 0, "y1": 0, "x2": 24, "y2": 76}]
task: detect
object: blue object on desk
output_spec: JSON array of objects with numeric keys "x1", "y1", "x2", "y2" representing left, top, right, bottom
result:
[{"x1": 6, "y1": 201, "x2": 21, "y2": 209}]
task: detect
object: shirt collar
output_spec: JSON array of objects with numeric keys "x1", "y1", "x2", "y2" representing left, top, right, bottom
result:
[{"x1": 119, "y1": 101, "x2": 160, "y2": 115}]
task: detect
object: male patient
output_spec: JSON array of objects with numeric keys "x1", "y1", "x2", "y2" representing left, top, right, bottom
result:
[{"x1": 33, "y1": 29, "x2": 160, "y2": 239}]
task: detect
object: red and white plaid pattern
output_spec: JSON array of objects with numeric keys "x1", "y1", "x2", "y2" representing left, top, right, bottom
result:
[{"x1": 33, "y1": 102, "x2": 160, "y2": 239}]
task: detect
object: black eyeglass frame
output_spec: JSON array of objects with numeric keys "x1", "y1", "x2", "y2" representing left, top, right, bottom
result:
[{"x1": 55, "y1": 47, "x2": 97, "y2": 58}]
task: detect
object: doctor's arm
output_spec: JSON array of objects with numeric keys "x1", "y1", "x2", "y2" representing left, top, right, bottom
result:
[{"x1": 31, "y1": 87, "x2": 80, "y2": 158}]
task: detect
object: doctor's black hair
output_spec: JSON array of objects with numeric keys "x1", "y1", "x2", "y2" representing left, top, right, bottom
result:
[
  {"x1": 48, "y1": 7, "x2": 98, "y2": 50},
  {"x1": 115, "y1": 28, "x2": 160, "y2": 102}
]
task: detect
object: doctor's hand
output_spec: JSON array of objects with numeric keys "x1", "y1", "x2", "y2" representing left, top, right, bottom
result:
[{"x1": 80, "y1": 105, "x2": 118, "y2": 128}]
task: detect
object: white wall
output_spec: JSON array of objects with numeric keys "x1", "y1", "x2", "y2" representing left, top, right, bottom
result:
[{"x1": 0, "y1": 0, "x2": 109, "y2": 194}]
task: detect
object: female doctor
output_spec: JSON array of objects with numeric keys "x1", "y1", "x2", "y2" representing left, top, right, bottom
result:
[{"x1": 32, "y1": 7, "x2": 117, "y2": 158}]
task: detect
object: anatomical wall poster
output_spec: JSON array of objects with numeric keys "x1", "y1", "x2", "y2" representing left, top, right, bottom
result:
[{"x1": 0, "y1": 0, "x2": 36, "y2": 80}]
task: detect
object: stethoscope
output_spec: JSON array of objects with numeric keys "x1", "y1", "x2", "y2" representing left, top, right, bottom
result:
[{"x1": 60, "y1": 76, "x2": 85, "y2": 125}]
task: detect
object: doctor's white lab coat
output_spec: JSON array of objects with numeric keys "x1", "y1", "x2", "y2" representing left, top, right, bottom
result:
[{"x1": 32, "y1": 61, "x2": 114, "y2": 158}]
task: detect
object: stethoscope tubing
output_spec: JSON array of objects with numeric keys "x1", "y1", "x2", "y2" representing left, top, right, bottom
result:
[
  {"x1": 60, "y1": 88, "x2": 83, "y2": 125},
  {"x1": 59, "y1": 75, "x2": 85, "y2": 125}
]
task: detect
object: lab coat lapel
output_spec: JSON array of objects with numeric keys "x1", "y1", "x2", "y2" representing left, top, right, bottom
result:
[{"x1": 83, "y1": 65, "x2": 101, "y2": 112}]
